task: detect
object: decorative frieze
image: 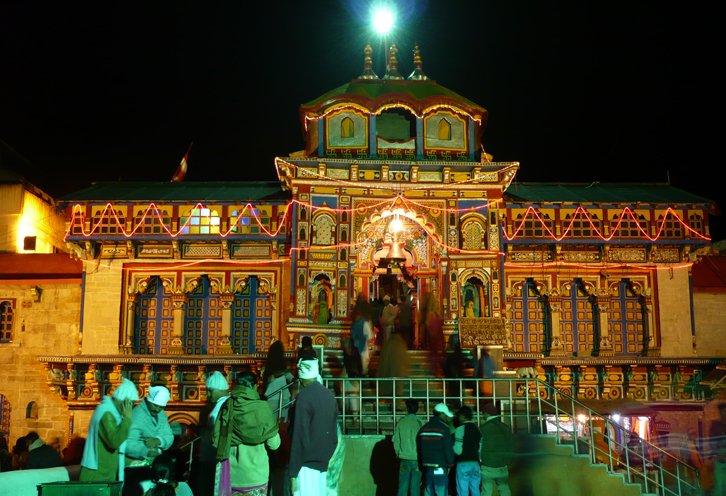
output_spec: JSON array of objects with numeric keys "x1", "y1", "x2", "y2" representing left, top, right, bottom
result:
[{"x1": 607, "y1": 247, "x2": 646, "y2": 263}]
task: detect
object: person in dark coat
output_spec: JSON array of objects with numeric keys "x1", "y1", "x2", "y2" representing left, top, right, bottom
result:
[
  {"x1": 25, "y1": 431, "x2": 63, "y2": 469},
  {"x1": 417, "y1": 403, "x2": 455, "y2": 495}
]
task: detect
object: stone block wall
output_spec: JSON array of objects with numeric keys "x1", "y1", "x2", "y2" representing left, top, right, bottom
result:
[{"x1": 0, "y1": 281, "x2": 81, "y2": 449}]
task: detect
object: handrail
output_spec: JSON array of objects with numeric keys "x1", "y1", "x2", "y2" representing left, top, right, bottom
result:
[
  {"x1": 319, "y1": 375, "x2": 701, "y2": 496},
  {"x1": 262, "y1": 377, "x2": 299, "y2": 419}
]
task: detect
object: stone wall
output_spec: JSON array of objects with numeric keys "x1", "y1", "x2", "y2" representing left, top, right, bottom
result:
[
  {"x1": 0, "y1": 281, "x2": 81, "y2": 448},
  {"x1": 693, "y1": 291, "x2": 726, "y2": 357},
  {"x1": 656, "y1": 266, "x2": 695, "y2": 356},
  {"x1": 81, "y1": 260, "x2": 124, "y2": 354}
]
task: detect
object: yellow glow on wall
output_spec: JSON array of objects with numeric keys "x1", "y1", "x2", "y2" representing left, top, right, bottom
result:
[{"x1": 15, "y1": 191, "x2": 64, "y2": 253}]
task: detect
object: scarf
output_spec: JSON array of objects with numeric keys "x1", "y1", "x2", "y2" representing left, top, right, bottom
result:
[{"x1": 81, "y1": 396, "x2": 127, "y2": 480}]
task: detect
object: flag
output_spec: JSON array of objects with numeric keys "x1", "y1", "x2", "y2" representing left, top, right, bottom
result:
[{"x1": 171, "y1": 143, "x2": 193, "y2": 182}]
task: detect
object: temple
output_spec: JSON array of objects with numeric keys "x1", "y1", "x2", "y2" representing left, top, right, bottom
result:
[{"x1": 1, "y1": 43, "x2": 724, "y2": 464}]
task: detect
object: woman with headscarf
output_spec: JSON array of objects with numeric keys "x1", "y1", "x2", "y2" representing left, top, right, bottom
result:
[{"x1": 80, "y1": 377, "x2": 138, "y2": 482}]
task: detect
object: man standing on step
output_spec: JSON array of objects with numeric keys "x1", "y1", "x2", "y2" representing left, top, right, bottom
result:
[
  {"x1": 480, "y1": 401, "x2": 513, "y2": 496},
  {"x1": 417, "y1": 402, "x2": 455, "y2": 495},
  {"x1": 289, "y1": 358, "x2": 338, "y2": 496},
  {"x1": 394, "y1": 398, "x2": 424, "y2": 496}
]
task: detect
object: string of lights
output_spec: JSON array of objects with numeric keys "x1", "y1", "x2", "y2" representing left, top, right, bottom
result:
[{"x1": 66, "y1": 198, "x2": 709, "y2": 247}]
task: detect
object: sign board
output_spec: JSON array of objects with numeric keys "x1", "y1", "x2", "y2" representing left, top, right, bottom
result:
[{"x1": 458, "y1": 317, "x2": 507, "y2": 348}]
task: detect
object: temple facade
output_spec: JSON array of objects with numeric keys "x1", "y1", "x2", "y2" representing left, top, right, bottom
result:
[{"x1": 1, "y1": 44, "x2": 724, "y2": 446}]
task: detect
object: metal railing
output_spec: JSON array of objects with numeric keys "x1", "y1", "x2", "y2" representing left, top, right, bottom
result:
[{"x1": 317, "y1": 375, "x2": 701, "y2": 496}]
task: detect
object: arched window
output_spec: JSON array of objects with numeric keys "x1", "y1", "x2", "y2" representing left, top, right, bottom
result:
[
  {"x1": 510, "y1": 279, "x2": 549, "y2": 353},
  {"x1": 231, "y1": 276, "x2": 273, "y2": 354},
  {"x1": 185, "y1": 275, "x2": 223, "y2": 354},
  {"x1": 180, "y1": 207, "x2": 220, "y2": 235},
  {"x1": 135, "y1": 276, "x2": 173, "y2": 354},
  {"x1": 26, "y1": 401, "x2": 39, "y2": 419},
  {"x1": 461, "y1": 218, "x2": 487, "y2": 250},
  {"x1": 135, "y1": 208, "x2": 171, "y2": 234},
  {"x1": 312, "y1": 213, "x2": 336, "y2": 246},
  {"x1": 230, "y1": 206, "x2": 270, "y2": 234},
  {"x1": 688, "y1": 214, "x2": 704, "y2": 236},
  {"x1": 609, "y1": 279, "x2": 646, "y2": 355},
  {"x1": 657, "y1": 214, "x2": 683, "y2": 238},
  {"x1": 93, "y1": 208, "x2": 125, "y2": 234},
  {"x1": 71, "y1": 207, "x2": 85, "y2": 235},
  {"x1": 612, "y1": 213, "x2": 647, "y2": 238},
  {"x1": 564, "y1": 213, "x2": 600, "y2": 238},
  {"x1": 341, "y1": 117, "x2": 355, "y2": 138},
  {"x1": 560, "y1": 279, "x2": 594, "y2": 355},
  {"x1": 516, "y1": 212, "x2": 554, "y2": 238},
  {"x1": 437, "y1": 118, "x2": 452, "y2": 140}
]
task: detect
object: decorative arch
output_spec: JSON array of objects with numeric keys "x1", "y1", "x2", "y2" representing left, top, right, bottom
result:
[
  {"x1": 311, "y1": 211, "x2": 336, "y2": 246},
  {"x1": 309, "y1": 275, "x2": 333, "y2": 324},
  {"x1": 458, "y1": 269, "x2": 491, "y2": 317},
  {"x1": 232, "y1": 274, "x2": 274, "y2": 354},
  {"x1": 134, "y1": 275, "x2": 174, "y2": 354},
  {"x1": 460, "y1": 213, "x2": 488, "y2": 250}
]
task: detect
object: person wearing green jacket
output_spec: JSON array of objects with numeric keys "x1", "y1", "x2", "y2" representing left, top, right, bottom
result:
[{"x1": 80, "y1": 378, "x2": 138, "y2": 482}]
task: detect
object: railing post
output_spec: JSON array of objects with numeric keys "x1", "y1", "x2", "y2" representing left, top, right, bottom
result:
[{"x1": 641, "y1": 436, "x2": 649, "y2": 493}]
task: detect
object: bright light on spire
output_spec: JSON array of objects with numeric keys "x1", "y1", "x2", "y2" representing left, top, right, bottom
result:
[{"x1": 371, "y1": 4, "x2": 396, "y2": 36}]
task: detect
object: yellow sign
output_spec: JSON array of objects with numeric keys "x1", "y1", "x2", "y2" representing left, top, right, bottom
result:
[{"x1": 458, "y1": 317, "x2": 507, "y2": 348}]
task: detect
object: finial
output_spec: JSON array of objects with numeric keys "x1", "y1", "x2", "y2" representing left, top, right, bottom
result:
[
  {"x1": 407, "y1": 43, "x2": 428, "y2": 80},
  {"x1": 383, "y1": 43, "x2": 403, "y2": 80},
  {"x1": 358, "y1": 43, "x2": 379, "y2": 79}
]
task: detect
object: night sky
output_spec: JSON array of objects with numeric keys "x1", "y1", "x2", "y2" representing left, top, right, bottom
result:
[{"x1": 1, "y1": 1, "x2": 721, "y2": 239}]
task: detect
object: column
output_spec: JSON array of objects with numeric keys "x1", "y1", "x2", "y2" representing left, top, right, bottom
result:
[
  {"x1": 169, "y1": 291, "x2": 188, "y2": 355},
  {"x1": 596, "y1": 289, "x2": 614, "y2": 356},
  {"x1": 217, "y1": 291, "x2": 235, "y2": 355},
  {"x1": 122, "y1": 293, "x2": 137, "y2": 355},
  {"x1": 66, "y1": 363, "x2": 78, "y2": 401},
  {"x1": 549, "y1": 296, "x2": 566, "y2": 356}
]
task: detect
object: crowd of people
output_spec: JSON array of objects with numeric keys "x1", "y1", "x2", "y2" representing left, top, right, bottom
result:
[
  {"x1": 393, "y1": 399, "x2": 513, "y2": 496},
  {"x1": 3, "y1": 317, "x2": 726, "y2": 496}
]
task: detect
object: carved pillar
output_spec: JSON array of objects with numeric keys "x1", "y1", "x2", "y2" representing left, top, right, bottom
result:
[
  {"x1": 198, "y1": 366, "x2": 208, "y2": 402},
  {"x1": 596, "y1": 289, "x2": 613, "y2": 356},
  {"x1": 85, "y1": 363, "x2": 101, "y2": 401},
  {"x1": 108, "y1": 364, "x2": 125, "y2": 401},
  {"x1": 217, "y1": 290, "x2": 235, "y2": 355},
  {"x1": 122, "y1": 292, "x2": 138, "y2": 355},
  {"x1": 169, "y1": 290, "x2": 188, "y2": 355},
  {"x1": 622, "y1": 365, "x2": 633, "y2": 399},
  {"x1": 548, "y1": 296, "x2": 566, "y2": 356},
  {"x1": 139, "y1": 364, "x2": 154, "y2": 394},
  {"x1": 168, "y1": 364, "x2": 181, "y2": 402},
  {"x1": 66, "y1": 363, "x2": 78, "y2": 400},
  {"x1": 643, "y1": 290, "x2": 660, "y2": 356}
]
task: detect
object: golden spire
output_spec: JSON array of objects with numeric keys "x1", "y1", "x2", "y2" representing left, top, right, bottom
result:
[
  {"x1": 407, "y1": 43, "x2": 428, "y2": 80},
  {"x1": 358, "y1": 43, "x2": 378, "y2": 79},
  {"x1": 383, "y1": 43, "x2": 403, "y2": 80}
]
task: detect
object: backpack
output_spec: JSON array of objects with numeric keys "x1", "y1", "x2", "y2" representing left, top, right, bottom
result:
[{"x1": 215, "y1": 385, "x2": 279, "y2": 460}]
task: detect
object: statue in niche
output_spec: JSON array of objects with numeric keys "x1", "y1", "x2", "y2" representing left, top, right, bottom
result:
[
  {"x1": 309, "y1": 277, "x2": 333, "y2": 324},
  {"x1": 461, "y1": 277, "x2": 489, "y2": 318}
]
